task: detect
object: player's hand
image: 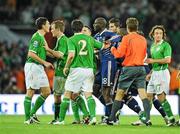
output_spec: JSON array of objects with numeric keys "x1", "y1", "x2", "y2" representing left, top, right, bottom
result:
[
  {"x1": 44, "y1": 61, "x2": 54, "y2": 69},
  {"x1": 177, "y1": 71, "x2": 180, "y2": 79},
  {"x1": 63, "y1": 67, "x2": 69, "y2": 76},
  {"x1": 43, "y1": 45, "x2": 50, "y2": 51},
  {"x1": 146, "y1": 73, "x2": 151, "y2": 81},
  {"x1": 145, "y1": 58, "x2": 154, "y2": 64},
  {"x1": 103, "y1": 41, "x2": 111, "y2": 49}
]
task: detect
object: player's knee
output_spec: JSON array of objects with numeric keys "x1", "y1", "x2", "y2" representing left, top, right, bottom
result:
[{"x1": 26, "y1": 89, "x2": 35, "y2": 98}]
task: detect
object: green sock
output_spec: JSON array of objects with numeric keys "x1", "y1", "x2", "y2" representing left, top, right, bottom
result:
[
  {"x1": 59, "y1": 98, "x2": 70, "y2": 122},
  {"x1": 24, "y1": 96, "x2": 32, "y2": 121},
  {"x1": 161, "y1": 99, "x2": 174, "y2": 119},
  {"x1": 76, "y1": 96, "x2": 89, "y2": 117},
  {"x1": 30, "y1": 95, "x2": 45, "y2": 116},
  {"x1": 71, "y1": 100, "x2": 80, "y2": 121},
  {"x1": 87, "y1": 96, "x2": 96, "y2": 119}
]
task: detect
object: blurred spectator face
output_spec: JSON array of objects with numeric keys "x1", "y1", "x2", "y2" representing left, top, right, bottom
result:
[
  {"x1": 82, "y1": 26, "x2": 91, "y2": 36},
  {"x1": 153, "y1": 29, "x2": 163, "y2": 42},
  {"x1": 109, "y1": 23, "x2": 118, "y2": 33},
  {"x1": 43, "y1": 21, "x2": 50, "y2": 33},
  {"x1": 51, "y1": 24, "x2": 58, "y2": 37}
]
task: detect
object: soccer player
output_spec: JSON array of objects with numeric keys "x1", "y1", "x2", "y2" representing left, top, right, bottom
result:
[
  {"x1": 109, "y1": 17, "x2": 151, "y2": 125},
  {"x1": 24, "y1": 17, "x2": 53, "y2": 124},
  {"x1": 109, "y1": 18, "x2": 145, "y2": 123},
  {"x1": 145, "y1": 25, "x2": 175, "y2": 126},
  {"x1": 93, "y1": 17, "x2": 121, "y2": 121},
  {"x1": 45, "y1": 20, "x2": 89, "y2": 124},
  {"x1": 55, "y1": 19, "x2": 110, "y2": 125}
]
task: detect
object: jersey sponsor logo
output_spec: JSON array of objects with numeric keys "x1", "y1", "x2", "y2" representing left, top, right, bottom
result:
[{"x1": 33, "y1": 41, "x2": 38, "y2": 47}]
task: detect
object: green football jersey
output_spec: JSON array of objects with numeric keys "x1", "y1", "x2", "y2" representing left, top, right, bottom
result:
[
  {"x1": 68, "y1": 33, "x2": 103, "y2": 68},
  {"x1": 150, "y1": 40, "x2": 172, "y2": 71},
  {"x1": 26, "y1": 32, "x2": 46, "y2": 64},
  {"x1": 54, "y1": 35, "x2": 68, "y2": 77}
]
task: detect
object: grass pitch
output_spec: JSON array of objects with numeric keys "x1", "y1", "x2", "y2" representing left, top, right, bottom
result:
[{"x1": 0, "y1": 115, "x2": 179, "y2": 134}]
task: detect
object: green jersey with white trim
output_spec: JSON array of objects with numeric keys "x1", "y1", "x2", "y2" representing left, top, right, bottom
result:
[
  {"x1": 150, "y1": 40, "x2": 172, "y2": 71},
  {"x1": 68, "y1": 33, "x2": 103, "y2": 69},
  {"x1": 54, "y1": 35, "x2": 68, "y2": 77},
  {"x1": 26, "y1": 32, "x2": 46, "y2": 64}
]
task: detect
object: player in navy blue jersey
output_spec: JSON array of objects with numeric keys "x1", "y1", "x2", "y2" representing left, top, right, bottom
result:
[{"x1": 93, "y1": 17, "x2": 121, "y2": 123}]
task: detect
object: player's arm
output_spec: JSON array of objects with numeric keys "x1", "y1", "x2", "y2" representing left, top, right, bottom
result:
[
  {"x1": 145, "y1": 43, "x2": 172, "y2": 64},
  {"x1": 28, "y1": 51, "x2": 54, "y2": 69},
  {"x1": 111, "y1": 36, "x2": 127, "y2": 58},
  {"x1": 145, "y1": 57, "x2": 171, "y2": 64},
  {"x1": 44, "y1": 45, "x2": 64, "y2": 59},
  {"x1": 177, "y1": 70, "x2": 180, "y2": 79},
  {"x1": 63, "y1": 40, "x2": 75, "y2": 76}
]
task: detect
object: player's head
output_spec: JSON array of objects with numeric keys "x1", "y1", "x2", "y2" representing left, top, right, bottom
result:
[
  {"x1": 82, "y1": 25, "x2": 92, "y2": 36},
  {"x1": 126, "y1": 17, "x2": 139, "y2": 33},
  {"x1": 51, "y1": 20, "x2": 65, "y2": 37},
  {"x1": 93, "y1": 17, "x2": 107, "y2": 32},
  {"x1": 149, "y1": 25, "x2": 166, "y2": 42},
  {"x1": 71, "y1": 19, "x2": 84, "y2": 33},
  {"x1": 108, "y1": 18, "x2": 120, "y2": 33},
  {"x1": 35, "y1": 17, "x2": 50, "y2": 32}
]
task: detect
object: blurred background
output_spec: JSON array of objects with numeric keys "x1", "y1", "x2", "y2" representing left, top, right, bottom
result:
[{"x1": 0, "y1": 0, "x2": 180, "y2": 95}]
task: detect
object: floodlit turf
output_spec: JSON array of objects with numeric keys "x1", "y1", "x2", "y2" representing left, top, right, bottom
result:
[{"x1": 0, "y1": 115, "x2": 179, "y2": 134}]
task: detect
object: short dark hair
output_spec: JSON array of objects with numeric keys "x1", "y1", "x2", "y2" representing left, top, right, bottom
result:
[
  {"x1": 52, "y1": 20, "x2": 65, "y2": 32},
  {"x1": 84, "y1": 25, "x2": 92, "y2": 32},
  {"x1": 35, "y1": 17, "x2": 48, "y2": 29},
  {"x1": 71, "y1": 19, "x2": 83, "y2": 33},
  {"x1": 149, "y1": 25, "x2": 166, "y2": 40},
  {"x1": 109, "y1": 18, "x2": 121, "y2": 28},
  {"x1": 126, "y1": 17, "x2": 139, "y2": 32}
]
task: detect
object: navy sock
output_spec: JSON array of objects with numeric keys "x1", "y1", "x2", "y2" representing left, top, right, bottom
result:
[
  {"x1": 125, "y1": 97, "x2": 141, "y2": 114},
  {"x1": 105, "y1": 103, "x2": 112, "y2": 117},
  {"x1": 153, "y1": 98, "x2": 166, "y2": 118}
]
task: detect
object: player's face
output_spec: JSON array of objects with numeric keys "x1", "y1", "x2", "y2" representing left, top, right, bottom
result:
[
  {"x1": 51, "y1": 24, "x2": 58, "y2": 37},
  {"x1": 153, "y1": 29, "x2": 163, "y2": 42},
  {"x1": 82, "y1": 27, "x2": 91, "y2": 36},
  {"x1": 43, "y1": 21, "x2": 50, "y2": 33},
  {"x1": 93, "y1": 20, "x2": 102, "y2": 32},
  {"x1": 109, "y1": 23, "x2": 117, "y2": 33}
]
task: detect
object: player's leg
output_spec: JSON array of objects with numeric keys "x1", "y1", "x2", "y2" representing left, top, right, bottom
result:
[
  {"x1": 82, "y1": 68, "x2": 96, "y2": 125},
  {"x1": 24, "y1": 88, "x2": 35, "y2": 123},
  {"x1": 101, "y1": 60, "x2": 114, "y2": 117},
  {"x1": 72, "y1": 93, "x2": 90, "y2": 123},
  {"x1": 50, "y1": 76, "x2": 66, "y2": 124},
  {"x1": 30, "y1": 86, "x2": 51, "y2": 121},
  {"x1": 136, "y1": 67, "x2": 151, "y2": 125},
  {"x1": 152, "y1": 96, "x2": 168, "y2": 124},
  {"x1": 156, "y1": 69, "x2": 175, "y2": 126}
]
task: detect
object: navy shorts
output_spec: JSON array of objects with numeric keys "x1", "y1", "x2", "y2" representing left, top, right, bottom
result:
[{"x1": 101, "y1": 59, "x2": 117, "y2": 87}]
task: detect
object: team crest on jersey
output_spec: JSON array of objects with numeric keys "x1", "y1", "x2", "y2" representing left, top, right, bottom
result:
[{"x1": 33, "y1": 41, "x2": 38, "y2": 47}]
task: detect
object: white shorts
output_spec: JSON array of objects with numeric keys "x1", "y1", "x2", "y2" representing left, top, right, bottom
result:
[
  {"x1": 147, "y1": 69, "x2": 170, "y2": 94},
  {"x1": 24, "y1": 63, "x2": 49, "y2": 90},
  {"x1": 65, "y1": 68, "x2": 94, "y2": 93}
]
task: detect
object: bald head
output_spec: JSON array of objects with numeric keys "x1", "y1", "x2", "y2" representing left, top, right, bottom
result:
[{"x1": 93, "y1": 17, "x2": 107, "y2": 32}]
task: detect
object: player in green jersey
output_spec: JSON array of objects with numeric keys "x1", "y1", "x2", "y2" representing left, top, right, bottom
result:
[
  {"x1": 24, "y1": 17, "x2": 53, "y2": 124},
  {"x1": 53, "y1": 20, "x2": 110, "y2": 125},
  {"x1": 145, "y1": 25, "x2": 175, "y2": 126},
  {"x1": 45, "y1": 20, "x2": 89, "y2": 124}
]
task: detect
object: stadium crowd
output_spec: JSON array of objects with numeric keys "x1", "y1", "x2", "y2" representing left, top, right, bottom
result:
[{"x1": 0, "y1": 0, "x2": 179, "y2": 94}]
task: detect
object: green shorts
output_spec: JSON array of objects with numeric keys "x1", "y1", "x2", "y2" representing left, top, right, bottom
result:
[
  {"x1": 118, "y1": 66, "x2": 146, "y2": 91},
  {"x1": 53, "y1": 76, "x2": 66, "y2": 96}
]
